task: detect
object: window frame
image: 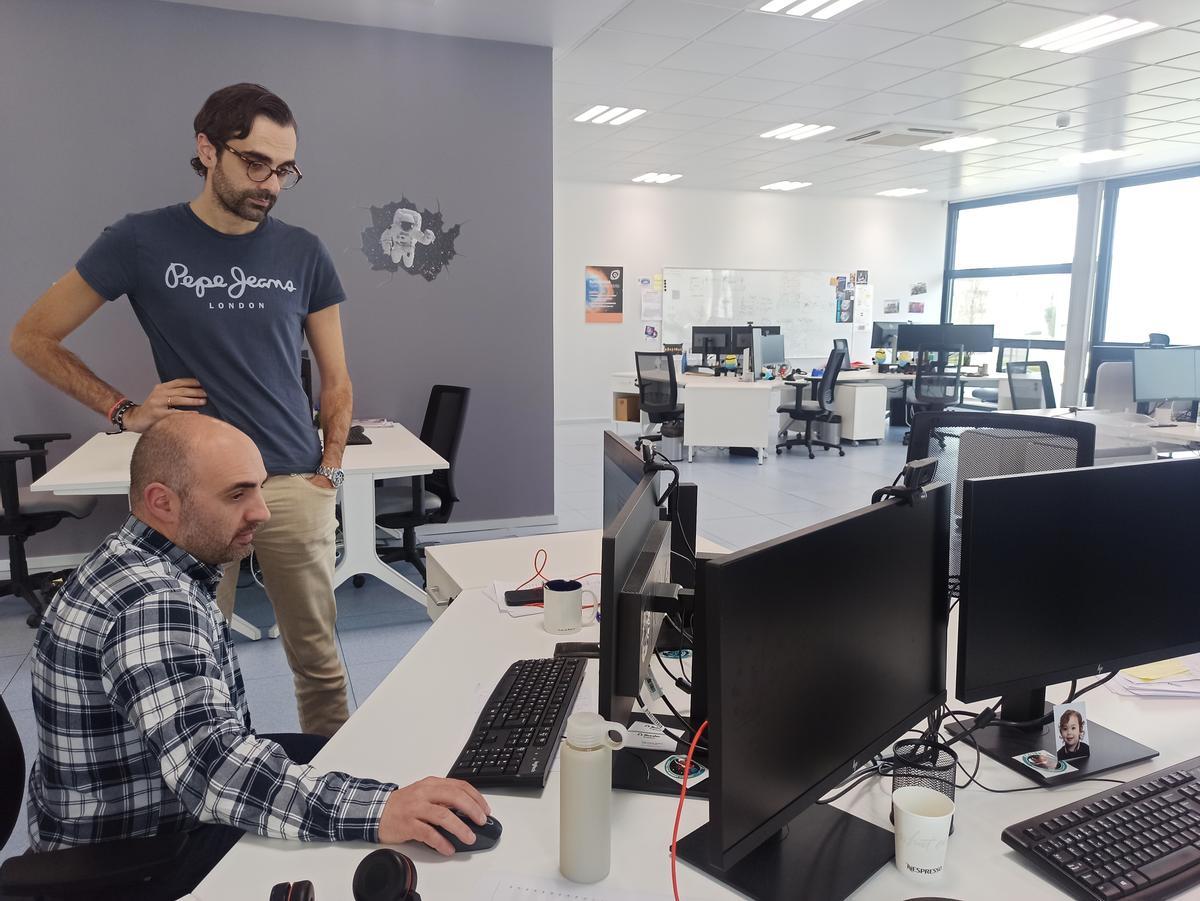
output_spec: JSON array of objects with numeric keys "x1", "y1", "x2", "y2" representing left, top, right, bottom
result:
[
  {"x1": 1091, "y1": 162, "x2": 1200, "y2": 347},
  {"x1": 941, "y1": 185, "x2": 1078, "y2": 351}
]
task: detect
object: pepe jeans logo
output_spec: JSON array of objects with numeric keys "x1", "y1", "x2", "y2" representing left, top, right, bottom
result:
[{"x1": 164, "y1": 262, "x2": 296, "y2": 309}]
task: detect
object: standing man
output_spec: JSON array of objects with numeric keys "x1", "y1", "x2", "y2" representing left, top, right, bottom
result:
[{"x1": 11, "y1": 83, "x2": 352, "y2": 736}]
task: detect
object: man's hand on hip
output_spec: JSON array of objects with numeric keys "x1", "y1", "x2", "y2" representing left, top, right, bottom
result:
[
  {"x1": 378, "y1": 776, "x2": 491, "y2": 855},
  {"x1": 124, "y1": 378, "x2": 207, "y2": 432},
  {"x1": 306, "y1": 473, "x2": 335, "y2": 490}
]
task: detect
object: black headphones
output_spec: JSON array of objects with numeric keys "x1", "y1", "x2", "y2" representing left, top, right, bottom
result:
[{"x1": 267, "y1": 849, "x2": 420, "y2": 901}]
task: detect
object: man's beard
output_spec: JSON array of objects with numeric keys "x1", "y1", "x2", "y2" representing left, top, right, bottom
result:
[
  {"x1": 212, "y1": 159, "x2": 276, "y2": 222},
  {"x1": 177, "y1": 510, "x2": 258, "y2": 566}
]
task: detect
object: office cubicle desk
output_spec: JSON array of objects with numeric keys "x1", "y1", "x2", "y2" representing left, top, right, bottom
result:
[
  {"x1": 31, "y1": 426, "x2": 447, "y2": 639},
  {"x1": 197, "y1": 527, "x2": 1200, "y2": 901}
]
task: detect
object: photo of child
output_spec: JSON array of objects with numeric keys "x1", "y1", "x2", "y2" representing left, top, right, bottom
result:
[
  {"x1": 1055, "y1": 704, "x2": 1091, "y2": 762},
  {"x1": 1014, "y1": 751, "x2": 1077, "y2": 777}
]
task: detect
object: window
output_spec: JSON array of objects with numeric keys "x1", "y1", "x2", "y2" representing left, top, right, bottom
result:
[
  {"x1": 944, "y1": 191, "x2": 1078, "y2": 347},
  {"x1": 1095, "y1": 167, "x2": 1200, "y2": 346}
]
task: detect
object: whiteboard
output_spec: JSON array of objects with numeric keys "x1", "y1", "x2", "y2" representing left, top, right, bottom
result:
[{"x1": 662, "y1": 268, "x2": 856, "y2": 359}]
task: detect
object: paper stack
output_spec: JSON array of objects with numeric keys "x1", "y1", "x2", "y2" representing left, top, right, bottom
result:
[{"x1": 1109, "y1": 655, "x2": 1200, "y2": 698}]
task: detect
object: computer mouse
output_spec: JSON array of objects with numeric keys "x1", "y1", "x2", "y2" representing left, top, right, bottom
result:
[{"x1": 435, "y1": 811, "x2": 503, "y2": 852}]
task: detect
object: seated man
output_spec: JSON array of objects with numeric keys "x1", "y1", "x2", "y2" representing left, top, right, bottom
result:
[{"x1": 27, "y1": 415, "x2": 488, "y2": 899}]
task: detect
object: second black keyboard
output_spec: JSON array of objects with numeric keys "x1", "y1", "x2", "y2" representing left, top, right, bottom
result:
[
  {"x1": 448, "y1": 657, "x2": 585, "y2": 788},
  {"x1": 1004, "y1": 754, "x2": 1200, "y2": 899}
]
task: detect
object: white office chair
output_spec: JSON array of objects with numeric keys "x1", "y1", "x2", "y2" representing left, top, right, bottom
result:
[{"x1": 1093, "y1": 361, "x2": 1135, "y2": 412}]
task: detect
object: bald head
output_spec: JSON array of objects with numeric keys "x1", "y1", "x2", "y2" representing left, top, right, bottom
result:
[{"x1": 130, "y1": 415, "x2": 245, "y2": 508}]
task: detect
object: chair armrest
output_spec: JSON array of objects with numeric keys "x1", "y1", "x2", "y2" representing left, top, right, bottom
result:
[
  {"x1": 12, "y1": 435, "x2": 70, "y2": 481},
  {"x1": 0, "y1": 831, "x2": 189, "y2": 896},
  {"x1": 0, "y1": 449, "x2": 47, "y2": 519}
]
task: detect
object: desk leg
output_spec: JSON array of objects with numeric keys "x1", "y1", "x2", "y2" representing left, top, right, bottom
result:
[
  {"x1": 333, "y1": 471, "x2": 431, "y2": 606},
  {"x1": 231, "y1": 614, "x2": 263, "y2": 641},
  {"x1": 757, "y1": 448, "x2": 765, "y2": 465}
]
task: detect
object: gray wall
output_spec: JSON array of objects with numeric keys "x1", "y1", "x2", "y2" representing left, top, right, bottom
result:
[{"x1": 0, "y1": 0, "x2": 553, "y2": 558}]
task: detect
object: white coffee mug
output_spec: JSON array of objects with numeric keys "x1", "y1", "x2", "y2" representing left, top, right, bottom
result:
[
  {"x1": 892, "y1": 786, "x2": 954, "y2": 882},
  {"x1": 542, "y1": 579, "x2": 598, "y2": 635}
]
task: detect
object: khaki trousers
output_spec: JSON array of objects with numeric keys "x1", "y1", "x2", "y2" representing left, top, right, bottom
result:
[{"x1": 216, "y1": 474, "x2": 348, "y2": 737}]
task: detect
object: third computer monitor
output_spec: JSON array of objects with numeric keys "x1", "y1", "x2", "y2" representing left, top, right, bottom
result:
[
  {"x1": 691, "y1": 326, "x2": 732, "y2": 357},
  {"x1": 1132, "y1": 346, "x2": 1200, "y2": 402},
  {"x1": 956, "y1": 457, "x2": 1200, "y2": 781},
  {"x1": 897, "y1": 323, "x2": 994, "y2": 353}
]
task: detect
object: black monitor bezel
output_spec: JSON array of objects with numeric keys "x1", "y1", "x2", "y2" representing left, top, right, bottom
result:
[
  {"x1": 691, "y1": 326, "x2": 733, "y2": 356},
  {"x1": 897, "y1": 323, "x2": 994, "y2": 353},
  {"x1": 870, "y1": 321, "x2": 901, "y2": 348}
]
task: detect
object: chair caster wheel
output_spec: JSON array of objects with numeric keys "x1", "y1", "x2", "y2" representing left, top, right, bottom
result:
[
  {"x1": 838, "y1": 450, "x2": 845, "y2": 457},
  {"x1": 808, "y1": 453, "x2": 815, "y2": 460},
  {"x1": 352, "y1": 575, "x2": 366, "y2": 589},
  {"x1": 776, "y1": 448, "x2": 782, "y2": 455}
]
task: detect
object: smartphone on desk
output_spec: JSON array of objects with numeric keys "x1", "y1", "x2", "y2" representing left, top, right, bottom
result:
[
  {"x1": 504, "y1": 587, "x2": 544, "y2": 606},
  {"x1": 1148, "y1": 423, "x2": 1179, "y2": 428}
]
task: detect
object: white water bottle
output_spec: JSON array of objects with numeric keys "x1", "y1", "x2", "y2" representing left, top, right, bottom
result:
[{"x1": 559, "y1": 712, "x2": 628, "y2": 883}]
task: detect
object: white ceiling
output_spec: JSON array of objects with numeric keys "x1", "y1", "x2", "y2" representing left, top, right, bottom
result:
[{"x1": 165, "y1": 0, "x2": 1200, "y2": 200}]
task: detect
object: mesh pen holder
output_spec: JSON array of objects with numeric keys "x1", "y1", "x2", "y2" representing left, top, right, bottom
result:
[{"x1": 889, "y1": 738, "x2": 958, "y2": 834}]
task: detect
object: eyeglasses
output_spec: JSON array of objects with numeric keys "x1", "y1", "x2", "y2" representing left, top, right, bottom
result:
[{"x1": 219, "y1": 143, "x2": 303, "y2": 189}]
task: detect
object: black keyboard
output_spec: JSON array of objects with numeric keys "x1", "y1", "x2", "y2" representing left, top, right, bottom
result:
[
  {"x1": 1004, "y1": 755, "x2": 1200, "y2": 899},
  {"x1": 448, "y1": 657, "x2": 585, "y2": 788}
]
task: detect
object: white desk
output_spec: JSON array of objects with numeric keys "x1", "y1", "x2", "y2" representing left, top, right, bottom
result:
[
  {"x1": 196, "y1": 528, "x2": 1200, "y2": 901},
  {"x1": 1011, "y1": 408, "x2": 1200, "y2": 457},
  {"x1": 31, "y1": 426, "x2": 447, "y2": 640}
]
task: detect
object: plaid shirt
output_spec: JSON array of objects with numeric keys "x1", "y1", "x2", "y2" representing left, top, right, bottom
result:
[{"x1": 28, "y1": 516, "x2": 396, "y2": 851}]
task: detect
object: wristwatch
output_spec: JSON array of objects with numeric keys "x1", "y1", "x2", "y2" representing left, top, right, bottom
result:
[{"x1": 315, "y1": 464, "x2": 345, "y2": 488}]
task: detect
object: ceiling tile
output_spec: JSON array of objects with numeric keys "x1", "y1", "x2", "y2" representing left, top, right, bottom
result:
[
  {"x1": 1087, "y1": 29, "x2": 1200, "y2": 65},
  {"x1": 816, "y1": 61, "x2": 929, "y2": 91},
  {"x1": 947, "y1": 46, "x2": 1066, "y2": 77},
  {"x1": 891, "y1": 70, "x2": 1000, "y2": 97},
  {"x1": 613, "y1": 125, "x2": 691, "y2": 142},
  {"x1": 836, "y1": 92, "x2": 930, "y2": 115},
  {"x1": 1089, "y1": 65, "x2": 1200, "y2": 94},
  {"x1": 955, "y1": 105, "x2": 1051, "y2": 127},
  {"x1": 1022, "y1": 56, "x2": 1140, "y2": 86},
  {"x1": 788, "y1": 24, "x2": 918, "y2": 61},
  {"x1": 1137, "y1": 99, "x2": 1200, "y2": 120},
  {"x1": 1111, "y1": 0, "x2": 1200, "y2": 28},
  {"x1": 729, "y1": 102, "x2": 825, "y2": 123},
  {"x1": 901, "y1": 98, "x2": 1002, "y2": 119},
  {"x1": 1075, "y1": 93, "x2": 1182, "y2": 117},
  {"x1": 701, "y1": 76, "x2": 797, "y2": 102},
  {"x1": 959, "y1": 79, "x2": 1063, "y2": 104},
  {"x1": 1145, "y1": 76, "x2": 1200, "y2": 98},
  {"x1": 604, "y1": 0, "x2": 738, "y2": 40},
  {"x1": 700, "y1": 10, "x2": 829, "y2": 50},
  {"x1": 875, "y1": 35, "x2": 1000, "y2": 69},
  {"x1": 1161, "y1": 52, "x2": 1200, "y2": 71},
  {"x1": 1015, "y1": 86, "x2": 1116, "y2": 110},
  {"x1": 564, "y1": 29, "x2": 689, "y2": 68},
  {"x1": 843, "y1": 0, "x2": 1001, "y2": 34},
  {"x1": 658, "y1": 40, "x2": 775, "y2": 75},
  {"x1": 554, "y1": 57, "x2": 647, "y2": 86},
  {"x1": 624, "y1": 67, "x2": 728, "y2": 94},
  {"x1": 665, "y1": 95, "x2": 758, "y2": 117},
  {"x1": 1011, "y1": 128, "x2": 1084, "y2": 145},
  {"x1": 937, "y1": 4, "x2": 1085, "y2": 45},
  {"x1": 770, "y1": 83, "x2": 872, "y2": 108},
  {"x1": 1125, "y1": 121, "x2": 1200, "y2": 139},
  {"x1": 740, "y1": 50, "x2": 850, "y2": 83},
  {"x1": 1018, "y1": 0, "x2": 1129, "y2": 10}
]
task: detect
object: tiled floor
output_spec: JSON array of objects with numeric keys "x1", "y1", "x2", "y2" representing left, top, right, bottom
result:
[{"x1": 0, "y1": 419, "x2": 909, "y2": 858}]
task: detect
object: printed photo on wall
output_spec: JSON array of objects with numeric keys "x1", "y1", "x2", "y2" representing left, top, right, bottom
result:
[
  {"x1": 837, "y1": 276, "x2": 847, "y2": 291},
  {"x1": 1054, "y1": 703, "x2": 1091, "y2": 762},
  {"x1": 856, "y1": 269, "x2": 868, "y2": 285},
  {"x1": 911, "y1": 281, "x2": 928, "y2": 296},
  {"x1": 909, "y1": 301, "x2": 925, "y2": 314},
  {"x1": 884, "y1": 301, "x2": 901, "y2": 314},
  {"x1": 360, "y1": 199, "x2": 461, "y2": 281},
  {"x1": 586, "y1": 266, "x2": 624, "y2": 323},
  {"x1": 644, "y1": 324, "x2": 659, "y2": 340}
]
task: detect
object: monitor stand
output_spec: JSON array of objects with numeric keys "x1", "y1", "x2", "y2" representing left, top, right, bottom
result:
[
  {"x1": 612, "y1": 713, "x2": 709, "y2": 798},
  {"x1": 675, "y1": 803, "x2": 893, "y2": 901},
  {"x1": 946, "y1": 694, "x2": 1157, "y2": 787}
]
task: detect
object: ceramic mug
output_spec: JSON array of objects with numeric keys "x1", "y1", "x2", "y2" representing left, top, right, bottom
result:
[{"x1": 542, "y1": 579, "x2": 598, "y2": 635}]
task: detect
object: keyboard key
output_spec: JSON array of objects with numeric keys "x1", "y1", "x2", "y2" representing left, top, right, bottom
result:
[
  {"x1": 1114, "y1": 876, "x2": 1137, "y2": 893},
  {"x1": 1097, "y1": 883, "x2": 1122, "y2": 899}
]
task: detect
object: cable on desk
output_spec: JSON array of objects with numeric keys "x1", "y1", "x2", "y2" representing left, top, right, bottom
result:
[
  {"x1": 671, "y1": 720, "x2": 708, "y2": 901},
  {"x1": 515, "y1": 548, "x2": 548, "y2": 590}
]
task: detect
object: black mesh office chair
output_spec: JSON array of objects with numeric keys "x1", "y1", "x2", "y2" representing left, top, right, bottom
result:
[
  {"x1": 0, "y1": 694, "x2": 189, "y2": 899},
  {"x1": 633, "y1": 352, "x2": 683, "y2": 441},
  {"x1": 906, "y1": 411, "x2": 1095, "y2": 591},
  {"x1": 0, "y1": 435, "x2": 96, "y2": 628},
  {"x1": 1006, "y1": 361, "x2": 1057, "y2": 410},
  {"x1": 371, "y1": 385, "x2": 470, "y2": 585},
  {"x1": 776, "y1": 348, "x2": 846, "y2": 459},
  {"x1": 904, "y1": 345, "x2": 965, "y2": 446}
]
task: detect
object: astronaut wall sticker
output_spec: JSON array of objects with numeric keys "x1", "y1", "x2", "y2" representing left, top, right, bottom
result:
[{"x1": 361, "y1": 199, "x2": 461, "y2": 282}]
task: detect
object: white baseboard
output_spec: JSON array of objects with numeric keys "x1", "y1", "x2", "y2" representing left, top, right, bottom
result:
[
  {"x1": 554, "y1": 416, "x2": 611, "y2": 425},
  {"x1": 0, "y1": 553, "x2": 88, "y2": 580}
]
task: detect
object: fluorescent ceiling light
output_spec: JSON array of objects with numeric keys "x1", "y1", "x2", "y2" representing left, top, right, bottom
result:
[
  {"x1": 632, "y1": 173, "x2": 683, "y2": 184},
  {"x1": 760, "y1": 181, "x2": 812, "y2": 191},
  {"x1": 574, "y1": 105, "x2": 609, "y2": 123},
  {"x1": 921, "y1": 135, "x2": 998, "y2": 153},
  {"x1": 1060, "y1": 148, "x2": 1138, "y2": 164},
  {"x1": 1021, "y1": 15, "x2": 1159, "y2": 53},
  {"x1": 877, "y1": 188, "x2": 928, "y2": 197},
  {"x1": 760, "y1": 122, "x2": 833, "y2": 141},
  {"x1": 573, "y1": 105, "x2": 647, "y2": 126},
  {"x1": 759, "y1": 0, "x2": 867, "y2": 18}
]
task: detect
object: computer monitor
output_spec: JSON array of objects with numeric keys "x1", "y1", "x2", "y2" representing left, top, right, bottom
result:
[
  {"x1": 1132, "y1": 347, "x2": 1200, "y2": 402},
  {"x1": 953, "y1": 458, "x2": 1200, "y2": 784},
  {"x1": 731, "y1": 325, "x2": 781, "y2": 352},
  {"x1": 897, "y1": 323, "x2": 994, "y2": 353},
  {"x1": 832, "y1": 337, "x2": 851, "y2": 370},
  {"x1": 691, "y1": 326, "x2": 732, "y2": 358},
  {"x1": 676, "y1": 485, "x2": 951, "y2": 901},
  {"x1": 759, "y1": 334, "x2": 786, "y2": 367},
  {"x1": 603, "y1": 430, "x2": 646, "y2": 528},
  {"x1": 870, "y1": 321, "x2": 901, "y2": 349}
]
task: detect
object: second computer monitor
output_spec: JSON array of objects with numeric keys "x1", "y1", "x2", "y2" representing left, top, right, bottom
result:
[
  {"x1": 870, "y1": 321, "x2": 901, "y2": 349},
  {"x1": 897, "y1": 323, "x2": 994, "y2": 353},
  {"x1": 1132, "y1": 347, "x2": 1200, "y2": 402},
  {"x1": 759, "y1": 333, "x2": 786, "y2": 367},
  {"x1": 691, "y1": 326, "x2": 732, "y2": 357}
]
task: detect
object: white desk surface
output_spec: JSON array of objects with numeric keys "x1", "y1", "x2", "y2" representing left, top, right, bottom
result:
[
  {"x1": 1015, "y1": 408, "x2": 1200, "y2": 449},
  {"x1": 196, "y1": 527, "x2": 1200, "y2": 901},
  {"x1": 30, "y1": 425, "x2": 447, "y2": 496},
  {"x1": 614, "y1": 369, "x2": 1021, "y2": 388}
]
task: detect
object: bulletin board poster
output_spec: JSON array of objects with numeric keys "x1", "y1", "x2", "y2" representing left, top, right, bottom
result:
[{"x1": 585, "y1": 266, "x2": 624, "y2": 323}]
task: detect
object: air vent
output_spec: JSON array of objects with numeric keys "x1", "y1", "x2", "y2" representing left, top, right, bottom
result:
[{"x1": 842, "y1": 124, "x2": 962, "y2": 148}]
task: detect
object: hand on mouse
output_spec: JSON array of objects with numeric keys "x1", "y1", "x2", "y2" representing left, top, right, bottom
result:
[{"x1": 378, "y1": 776, "x2": 491, "y2": 855}]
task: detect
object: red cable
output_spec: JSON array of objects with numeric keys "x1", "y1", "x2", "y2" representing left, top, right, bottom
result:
[
  {"x1": 671, "y1": 720, "x2": 709, "y2": 901},
  {"x1": 515, "y1": 548, "x2": 549, "y2": 590},
  {"x1": 572, "y1": 571, "x2": 601, "y2": 581}
]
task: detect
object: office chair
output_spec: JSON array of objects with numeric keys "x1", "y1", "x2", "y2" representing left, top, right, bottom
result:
[
  {"x1": 905, "y1": 410, "x2": 1095, "y2": 587},
  {"x1": 0, "y1": 435, "x2": 96, "y2": 628},
  {"x1": 370, "y1": 385, "x2": 470, "y2": 585},
  {"x1": 1093, "y1": 361, "x2": 1135, "y2": 412},
  {"x1": 633, "y1": 352, "x2": 683, "y2": 442},
  {"x1": 903, "y1": 345, "x2": 964, "y2": 445},
  {"x1": 0, "y1": 694, "x2": 189, "y2": 899},
  {"x1": 1006, "y1": 361, "x2": 1056, "y2": 410},
  {"x1": 776, "y1": 348, "x2": 846, "y2": 459}
]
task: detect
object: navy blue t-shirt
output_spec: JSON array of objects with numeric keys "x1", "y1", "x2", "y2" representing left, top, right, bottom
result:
[{"x1": 75, "y1": 203, "x2": 344, "y2": 475}]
